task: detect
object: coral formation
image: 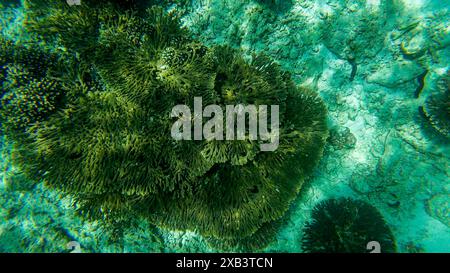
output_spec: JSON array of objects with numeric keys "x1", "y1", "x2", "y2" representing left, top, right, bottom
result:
[
  {"x1": 1, "y1": 1, "x2": 328, "y2": 250},
  {"x1": 422, "y1": 72, "x2": 450, "y2": 138},
  {"x1": 328, "y1": 126, "x2": 356, "y2": 150},
  {"x1": 301, "y1": 198, "x2": 396, "y2": 253},
  {"x1": 0, "y1": 38, "x2": 64, "y2": 133},
  {"x1": 393, "y1": 10, "x2": 450, "y2": 63}
]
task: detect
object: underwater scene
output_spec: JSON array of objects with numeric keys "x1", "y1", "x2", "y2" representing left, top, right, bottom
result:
[{"x1": 0, "y1": 0, "x2": 449, "y2": 253}]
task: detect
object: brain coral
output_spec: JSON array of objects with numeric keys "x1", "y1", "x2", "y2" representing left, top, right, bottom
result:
[{"x1": 2, "y1": 0, "x2": 328, "y2": 250}]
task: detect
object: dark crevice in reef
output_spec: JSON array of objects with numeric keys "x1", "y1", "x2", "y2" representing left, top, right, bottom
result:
[
  {"x1": 255, "y1": 0, "x2": 294, "y2": 14},
  {"x1": 414, "y1": 70, "x2": 428, "y2": 99},
  {"x1": 348, "y1": 57, "x2": 357, "y2": 82}
]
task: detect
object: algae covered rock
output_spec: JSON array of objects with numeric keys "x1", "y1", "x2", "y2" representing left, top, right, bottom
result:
[
  {"x1": 426, "y1": 193, "x2": 450, "y2": 228},
  {"x1": 1, "y1": 1, "x2": 329, "y2": 250},
  {"x1": 366, "y1": 60, "x2": 426, "y2": 88},
  {"x1": 323, "y1": 0, "x2": 389, "y2": 62}
]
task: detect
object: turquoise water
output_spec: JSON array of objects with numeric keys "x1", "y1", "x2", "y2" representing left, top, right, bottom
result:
[{"x1": 0, "y1": 0, "x2": 449, "y2": 253}]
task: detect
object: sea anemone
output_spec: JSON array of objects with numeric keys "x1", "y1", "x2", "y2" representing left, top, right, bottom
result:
[
  {"x1": 0, "y1": 40, "x2": 63, "y2": 132},
  {"x1": 301, "y1": 198, "x2": 397, "y2": 253},
  {"x1": 3, "y1": 1, "x2": 328, "y2": 250},
  {"x1": 422, "y1": 72, "x2": 450, "y2": 138}
]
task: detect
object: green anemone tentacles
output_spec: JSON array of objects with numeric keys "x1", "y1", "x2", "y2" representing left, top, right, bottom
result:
[{"x1": 1, "y1": 1, "x2": 328, "y2": 250}]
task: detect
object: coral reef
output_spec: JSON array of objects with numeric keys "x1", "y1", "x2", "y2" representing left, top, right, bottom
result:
[
  {"x1": 301, "y1": 198, "x2": 397, "y2": 253},
  {"x1": 1, "y1": 1, "x2": 328, "y2": 250},
  {"x1": 0, "y1": 0, "x2": 449, "y2": 254}
]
